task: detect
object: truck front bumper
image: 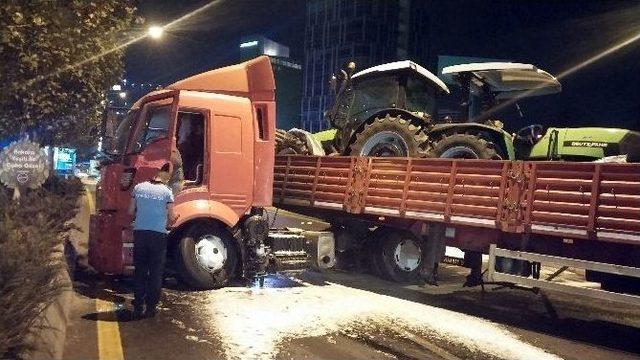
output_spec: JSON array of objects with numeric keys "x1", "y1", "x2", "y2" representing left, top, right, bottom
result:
[{"x1": 89, "y1": 212, "x2": 134, "y2": 275}]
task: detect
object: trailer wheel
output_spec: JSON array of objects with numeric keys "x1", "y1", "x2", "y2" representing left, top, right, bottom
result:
[
  {"x1": 174, "y1": 223, "x2": 238, "y2": 289},
  {"x1": 428, "y1": 133, "x2": 504, "y2": 160},
  {"x1": 376, "y1": 228, "x2": 425, "y2": 282},
  {"x1": 348, "y1": 114, "x2": 430, "y2": 157}
]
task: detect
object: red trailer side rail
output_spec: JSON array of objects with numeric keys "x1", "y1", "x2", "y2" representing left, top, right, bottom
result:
[{"x1": 273, "y1": 156, "x2": 640, "y2": 245}]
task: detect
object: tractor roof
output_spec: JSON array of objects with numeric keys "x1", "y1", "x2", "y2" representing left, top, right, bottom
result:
[
  {"x1": 352, "y1": 60, "x2": 450, "y2": 94},
  {"x1": 441, "y1": 62, "x2": 561, "y2": 100}
]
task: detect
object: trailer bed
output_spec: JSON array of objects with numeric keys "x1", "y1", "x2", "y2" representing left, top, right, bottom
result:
[{"x1": 273, "y1": 156, "x2": 640, "y2": 245}]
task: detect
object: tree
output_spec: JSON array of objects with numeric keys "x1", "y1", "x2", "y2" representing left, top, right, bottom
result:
[{"x1": 0, "y1": 1, "x2": 140, "y2": 148}]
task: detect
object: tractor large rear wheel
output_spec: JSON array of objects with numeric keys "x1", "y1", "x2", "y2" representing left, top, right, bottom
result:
[{"x1": 348, "y1": 114, "x2": 430, "y2": 157}]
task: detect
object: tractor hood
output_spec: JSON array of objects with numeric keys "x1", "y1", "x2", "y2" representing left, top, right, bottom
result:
[
  {"x1": 441, "y1": 62, "x2": 561, "y2": 100},
  {"x1": 353, "y1": 60, "x2": 450, "y2": 94}
]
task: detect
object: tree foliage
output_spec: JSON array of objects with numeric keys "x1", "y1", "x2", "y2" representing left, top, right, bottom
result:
[
  {"x1": 0, "y1": 1, "x2": 140, "y2": 147},
  {"x1": 0, "y1": 177, "x2": 84, "y2": 359}
]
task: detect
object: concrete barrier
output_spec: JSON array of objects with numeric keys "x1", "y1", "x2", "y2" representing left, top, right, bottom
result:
[{"x1": 26, "y1": 241, "x2": 76, "y2": 360}]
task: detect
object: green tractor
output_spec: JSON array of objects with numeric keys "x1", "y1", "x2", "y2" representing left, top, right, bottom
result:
[{"x1": 276, "y1": 60, "x2": 640, "y2": 162}]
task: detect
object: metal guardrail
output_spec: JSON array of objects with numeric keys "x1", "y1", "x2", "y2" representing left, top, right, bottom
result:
[{"x1": 485, "y1": 244, "x2": 640, "y2": 306}]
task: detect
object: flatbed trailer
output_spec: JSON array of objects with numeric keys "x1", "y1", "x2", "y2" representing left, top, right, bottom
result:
[{"x1": 273, "y1": 155, "x2": 640, "y2": 304}]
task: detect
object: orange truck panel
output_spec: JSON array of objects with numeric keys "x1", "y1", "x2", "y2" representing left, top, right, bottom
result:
[{"x1": 90, "y1": 56, "x2": 275, "y2": 276}]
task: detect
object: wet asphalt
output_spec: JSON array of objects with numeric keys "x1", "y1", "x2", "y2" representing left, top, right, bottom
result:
[
  {"x1": 62, "y1": 183, "x2": 640, "y2": 360},
  {"x1": 63, "y1": 262, "x2": 640, "y2": 360}
]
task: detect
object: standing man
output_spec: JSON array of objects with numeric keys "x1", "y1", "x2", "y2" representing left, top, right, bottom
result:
[{"x1": 128, "y1": 166, "x2": 175, "y2": 318}]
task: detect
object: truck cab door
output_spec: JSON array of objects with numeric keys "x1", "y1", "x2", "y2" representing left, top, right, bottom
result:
[{"x1": 122, "y1": 94, "x2": 178, "y2": 192}]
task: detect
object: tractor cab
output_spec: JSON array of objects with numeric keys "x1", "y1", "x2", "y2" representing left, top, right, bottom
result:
[
  {"x1": 326, "y1": 60, "x2": 450, "y2": 154},
  {"x1": 441, "y1": 63, "x2": 640, "y2": 162},
  {"x1": 442, "y1": 62, "x2": 562, "y2": 159},
  {"x1": 441, "y1": 62, "x2": 561, "y2": 123}
]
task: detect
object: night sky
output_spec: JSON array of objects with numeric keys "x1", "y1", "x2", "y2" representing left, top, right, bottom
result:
[{"x1": 125, "y1": 0, "x2": 640, "y2": 131}]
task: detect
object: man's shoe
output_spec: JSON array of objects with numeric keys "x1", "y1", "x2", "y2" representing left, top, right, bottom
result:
[
  {"x1": 133, "y1": 307, "x2": 144, "y2": 319},
  {"x1": 145, "y1": 308, "x2": 157, "y2": 318}
]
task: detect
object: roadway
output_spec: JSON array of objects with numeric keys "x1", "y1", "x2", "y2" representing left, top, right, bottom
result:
[{"x1": 62, "y1": 180, "x2": 640, "y2": 360}]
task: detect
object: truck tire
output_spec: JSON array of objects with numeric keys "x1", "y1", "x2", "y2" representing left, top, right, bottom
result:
[
  {"x1": 428, "y1": 133, "x2": 503, "y2": 160},
  {"x1": 348, "y1": 114, "x2": 430, "y2": 157},
  {"x1": 375, "y1": 228, "x2": 425, "y2": 282},
  {"x1": 174, "y1": 223, "x2": 238, "y2": 289},
  {"x1": 275, "y1": 129, "x2": 311, "y2": 155}
]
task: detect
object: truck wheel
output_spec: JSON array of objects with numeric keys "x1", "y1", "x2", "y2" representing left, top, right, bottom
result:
[
  {"x1": 348, "y1": 114, "x2": 429, "y2": 157},
  {"x1": 428, "y1": 133, "x2": 503, "y2": 159},
  {"x1": 376, "y1": 228, "x2": 425, "y2": 282},
  {"x1": 174, "y1": 223, "x2": 238, "y2": 289},
  {"x1": 275, "y1": 129, "x2": 311, "y2": 155}
]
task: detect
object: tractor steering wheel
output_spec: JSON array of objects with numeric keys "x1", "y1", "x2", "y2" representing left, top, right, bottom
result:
[{"x1": 515, "y1": 124, "x2": 545, "y2": 146}]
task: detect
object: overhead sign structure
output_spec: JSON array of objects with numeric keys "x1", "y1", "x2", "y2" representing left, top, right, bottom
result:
[{"x1": 0, "y1": 139, "x2": 49, "y2": 194}]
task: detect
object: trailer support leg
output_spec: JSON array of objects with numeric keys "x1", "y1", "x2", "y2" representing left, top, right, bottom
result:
[{"x1": 420, "y1": 223, "x2": 445, "y2": 286}]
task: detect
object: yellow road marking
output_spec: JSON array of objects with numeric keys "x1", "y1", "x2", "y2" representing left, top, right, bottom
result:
[
  {"x1": 96, "y1": 299, "x2": 125, "y2": 360},
  {"x1": 86, "y1": 187, "x2": 95, "y2": 214},
  {"x1": 89, "y1": 184, "x2": 123, "y2": 360}
]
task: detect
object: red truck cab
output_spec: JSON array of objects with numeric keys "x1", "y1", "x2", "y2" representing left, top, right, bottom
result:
[{"x1": 90, "y1": 56, "x2": 276, "y2": 289}]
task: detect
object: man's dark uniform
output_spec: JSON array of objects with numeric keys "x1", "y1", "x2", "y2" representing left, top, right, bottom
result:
[{"x1": 131, "y1": 175, "x2": 174, "y2": 317}]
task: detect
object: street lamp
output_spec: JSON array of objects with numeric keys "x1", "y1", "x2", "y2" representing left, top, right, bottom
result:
[{"x1": 148, "y1": 25, "x2": 164, "y2": 40}]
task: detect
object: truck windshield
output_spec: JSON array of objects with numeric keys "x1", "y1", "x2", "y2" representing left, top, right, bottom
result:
[
  {"x1": 130, "y1": 105, "x2": 172, "y2": 152},
  {"x1": 113, "y1": 110, "x2": 139, "y2": 155}
]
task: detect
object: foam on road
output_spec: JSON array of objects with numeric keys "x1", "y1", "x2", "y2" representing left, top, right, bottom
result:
[{"x1": 206, "y1": 274, "x2": 561, "y2": 360}]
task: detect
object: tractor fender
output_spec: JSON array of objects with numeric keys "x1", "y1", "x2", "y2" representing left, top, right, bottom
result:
[
  {"x1": 287, "y1": 128, "x2": 326, "y2": 155},
  {"x1": 429, "y1": 123, "x2": 516, "y2": 160},
  {"x1": 170, "y1": 199, "x2": 240, "y2": 230}
]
